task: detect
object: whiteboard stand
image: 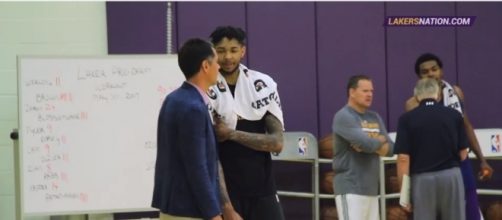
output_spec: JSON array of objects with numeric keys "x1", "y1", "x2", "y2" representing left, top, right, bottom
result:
[
  {"x1": 50, "y1": 214, "x2": 114, "y2": 220},
  {"x1": 49, "y1": 216, "x2": 84, "y2": 220},
  {"x1": 87, "y1": 214, "x2": 113, "y2": 220},
  {"x1": 11, "y1": 129, "x2": 22, "y2": 220}
]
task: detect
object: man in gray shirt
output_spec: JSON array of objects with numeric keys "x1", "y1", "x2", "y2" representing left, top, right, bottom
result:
[{"x1": 332, "y1": 75, "x2": 394, "y2": 220}]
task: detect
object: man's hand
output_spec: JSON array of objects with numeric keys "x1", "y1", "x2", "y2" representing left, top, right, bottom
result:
[
  {"x1": 401, "y1": 203, "x2": 412, "y2": 213},
  {"x1": 375, "y1": 134, "x2": 387, "y2": 144},
  {"x1": 374, "y1": 134, "x2": 389, "y2": 156},
  {"x1": 479, "y1": 161, "x2": 494, "y2": 181},
  {"x1": 375, "y1": 142, "x2": 390, "y2": 156},
  {"x1": 222, "y1": 205, "x2": 243, "y2": 220},
  {"x1": 213, "y1": 115, "x2": 233, "y2": 142},
  {"x1": 351, "y1": 144, "x2": 363, "y2": 152},
  {"x1": 210, "y1": 215, "x2": 223, "y2": 220},
  {"x1": 459, "y1": 148, "x2": 468, "y2": 161}
]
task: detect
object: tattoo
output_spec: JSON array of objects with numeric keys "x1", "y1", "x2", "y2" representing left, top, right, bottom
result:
[
  {"x1": 229, "y1": 114, "x2": 284, "y2": 153},
  {"x1": 218, "y1": 162, "x2": 231, "y2": 205}
]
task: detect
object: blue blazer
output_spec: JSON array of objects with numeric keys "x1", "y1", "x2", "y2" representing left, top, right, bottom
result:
[{"x1": 152, "y1": 82, "x2": 220, "y2": 219}]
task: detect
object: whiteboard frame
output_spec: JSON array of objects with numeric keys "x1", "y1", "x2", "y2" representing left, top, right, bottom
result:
[{"x1": 16, "y1": 55, "x2": 179, "y2": 217}]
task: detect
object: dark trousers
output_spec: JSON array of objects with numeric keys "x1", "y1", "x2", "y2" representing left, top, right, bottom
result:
[{"x1": 230, "y1": 194, "x2": 285, "y2": 220}]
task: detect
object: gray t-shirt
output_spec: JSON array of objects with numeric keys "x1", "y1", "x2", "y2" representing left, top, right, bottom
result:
[{"x1": 332, "y1": 105, "x2": 394, "y2": 196}]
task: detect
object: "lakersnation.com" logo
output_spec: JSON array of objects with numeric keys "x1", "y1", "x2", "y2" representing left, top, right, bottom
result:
[{"x1": 385, "y1": 16, "x2": 476, "y2": 27}]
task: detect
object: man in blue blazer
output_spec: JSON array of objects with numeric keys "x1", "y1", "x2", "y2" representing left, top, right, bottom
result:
[{"x1": 152, "y1": 38, "x2": 222, "y2": 220}]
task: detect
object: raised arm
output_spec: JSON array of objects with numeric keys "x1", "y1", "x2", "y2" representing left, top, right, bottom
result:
[{"x1": 405, "y1": 96, "x2": 419, "y2": 112}]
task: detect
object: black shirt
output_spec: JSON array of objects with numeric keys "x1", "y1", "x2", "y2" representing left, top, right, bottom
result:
[
  {"x1": 219, "y1": 84, "x2": 276, "y2": 197},
  {"x1": 394, "y1": 98, "x2": 469, "y2": 174}
]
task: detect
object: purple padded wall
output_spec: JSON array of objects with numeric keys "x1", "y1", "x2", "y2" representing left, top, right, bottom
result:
[
  {"x1": 317, "y1": 2, "x2": 387, "y2": 137},
  {"x1": 106, "y1": 2, "x2": 167, "y2": 54},
  {"x1": 385, "y1": 2, "x2": 457, "y2": 131},
  {"x1": 247, "y1": 2, "x2": 318, "y2": 137},
  {"x1": 106, "y1": 2, "x2": 502, "y2": 219},
  {"x1": 456, "y1": 2, "x2": 502, "y2": 204},
  {"x1": 457, "y1": 2, "x2": 502, "y2": 128},
  {"x1": 176, "y1": 2, "x2": 246, "y2": 58},
  {"x1": 246, "y1": 3, "x2": 317, "y2": 219}
]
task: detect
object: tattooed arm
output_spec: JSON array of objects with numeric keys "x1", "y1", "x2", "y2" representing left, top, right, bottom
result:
[{"x1": 214, "y1": 113, "x2": 284, "y2": 153}]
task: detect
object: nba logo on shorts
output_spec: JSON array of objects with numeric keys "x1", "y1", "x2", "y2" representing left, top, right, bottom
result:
[{"x1": 491, "y1": 134, "x2": 501, "y2": 153}]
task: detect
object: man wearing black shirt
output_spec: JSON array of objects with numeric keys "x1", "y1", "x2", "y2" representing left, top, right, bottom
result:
[
  {"x1": 395, "y1": 78, "x2": 468, "y2": 220},
  {"x1": 208, "y1": 26, "x2": 285, "y2": 220},
  {"x1": 405, "y1": 53, "x2": 491, "y2": 220}
]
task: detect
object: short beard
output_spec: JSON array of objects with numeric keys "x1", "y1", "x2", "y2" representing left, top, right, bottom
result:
[{"x1": 219, "y1": 65, "x2": 239, "y2": 76}]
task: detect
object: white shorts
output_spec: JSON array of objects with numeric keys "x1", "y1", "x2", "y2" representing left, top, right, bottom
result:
[{"x1": 335, "y1": 194, "x2": 380, "y2": 220}]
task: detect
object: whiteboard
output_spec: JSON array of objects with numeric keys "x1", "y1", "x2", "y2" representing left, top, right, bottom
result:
[{"x1": 17, "y1": 55, "x2": 184, "y2": 215}]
